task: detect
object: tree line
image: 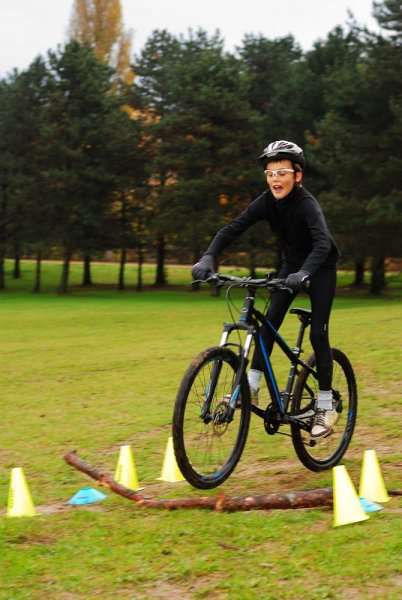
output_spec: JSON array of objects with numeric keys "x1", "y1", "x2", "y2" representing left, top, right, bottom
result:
[{"x1": 0, "y1": 0, "x2": 401, "y2": 294}]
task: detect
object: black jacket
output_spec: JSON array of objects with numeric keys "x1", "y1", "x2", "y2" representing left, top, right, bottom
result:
[{"x1": 205, "y1": 185, "x2": 340, "y2": 275}]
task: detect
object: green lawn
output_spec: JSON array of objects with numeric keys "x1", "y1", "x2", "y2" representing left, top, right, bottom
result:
[{"x1": 0, "y1": 261, "x2": 401, "y2": 599}]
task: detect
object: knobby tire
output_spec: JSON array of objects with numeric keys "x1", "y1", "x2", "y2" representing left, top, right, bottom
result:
[
  {"x1": 172, "y1": 346, "x2": 251, "y2": 489},
  {"x1": 291, "y1": 348, "x2": 357, "y2": 471}
]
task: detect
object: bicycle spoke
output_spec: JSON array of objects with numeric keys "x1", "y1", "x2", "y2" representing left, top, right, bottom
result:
[
  {"x1": 173, "y1": 347, "x2": 250, "y2": 489},
  {"x1": 291, "y1": 349, "x2": 357, "y2": 471}
]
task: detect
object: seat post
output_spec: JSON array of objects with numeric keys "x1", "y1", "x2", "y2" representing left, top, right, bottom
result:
[
  {"x1": 294, "y1": 319, "x2": 308, "y2": 355},
  {"x1": 289, "y1": 308, "x2": 312, "y2": 355}
]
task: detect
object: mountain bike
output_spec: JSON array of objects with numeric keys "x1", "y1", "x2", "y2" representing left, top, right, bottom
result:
[{"x1": 172, "y1": 273, "x2": 357, "y2": 489}]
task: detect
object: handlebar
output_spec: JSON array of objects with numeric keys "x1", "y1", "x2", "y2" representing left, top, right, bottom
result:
[{"x1": 193, "y1": 272, "x2": 293, "y2": 292}]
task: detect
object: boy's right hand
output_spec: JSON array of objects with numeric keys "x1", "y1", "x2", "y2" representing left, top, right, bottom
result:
[{"x1": 192, "y1": 255, "x2": 215, "y2": 280}]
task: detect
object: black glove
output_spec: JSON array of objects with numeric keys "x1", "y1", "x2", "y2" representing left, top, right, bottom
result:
[
  {"x1": 285, "y1": 270, "x2": 310, "y2": 291},
  {"x1": 192, "y1": 254, "x2": 215, "y2": 281}
]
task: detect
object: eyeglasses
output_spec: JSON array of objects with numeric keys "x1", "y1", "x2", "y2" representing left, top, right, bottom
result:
[{"x1": 264, "y1": 168, "x2": 295, "y2": 178}]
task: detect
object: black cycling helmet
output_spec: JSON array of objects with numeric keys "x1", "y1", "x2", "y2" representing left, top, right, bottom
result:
[{"x1": 258, "y1": 140, "x2": 305, "y2": 169}]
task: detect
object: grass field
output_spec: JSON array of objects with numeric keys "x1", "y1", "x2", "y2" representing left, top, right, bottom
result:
[{"x1": 0, "y1": 261, "x2": 401, "y2": 599}]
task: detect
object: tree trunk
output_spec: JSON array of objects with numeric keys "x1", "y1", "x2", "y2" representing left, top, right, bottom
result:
[
  {"x1": 13, "y1": 243, "x2": 21, "y2": 279},
  {"x1": 370, "y1": 256, "x2": 386, "y2": 295},
  {"x1": 33, "y1": 250, "x2": 42, "y2": 293},
  {"x1": 154, "y1": 234, "x2": 166, "y2": 286},
  {"x1": 0, "y1": 249, "x2": 5, "y2": 290},
  {"x1": 353, "y1": 259, "x2": 365, "y2": 286},
  {"x1": 0, "y1": 185, "x2": 8, "y2": 289},
  {"x1": 82, "y1": 252, "x2": 92, "y2": 286},
  {"x1": 119, "y1": 196, "x2": 127, "y2": 291},
  {"x1": 137, "y1": 243, "x2": 143, "y2": 292},
  {"x1": 58, "y1": 249, "x2": 71, "y2": 294},
  {"x1": 118, "y1": 247, "x2": 126, "y2": 290}
]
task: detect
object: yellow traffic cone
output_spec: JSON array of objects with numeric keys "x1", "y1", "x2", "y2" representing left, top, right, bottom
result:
[
  {"x1": 333, "y1": 465, "x2": 369, "y2": 527},
  {"x1": 114, "y1": 445, "x2": 141, "y2": 490},
  {"x1": 359, "y1": 449, "x2": 390, "y2": 503},
  {"x1": 157, "y1": 437, "x2": 185, "y2": 482},
  {"x1": 7, "y1": 468, "x2": 37, "y2": 518}
]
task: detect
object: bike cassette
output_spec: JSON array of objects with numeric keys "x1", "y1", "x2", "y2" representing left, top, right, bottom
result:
[{"x1": 264, "y1": 404, "x2": 281, "y2": 435}]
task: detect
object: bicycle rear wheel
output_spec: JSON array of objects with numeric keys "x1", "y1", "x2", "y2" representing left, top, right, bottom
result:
[
  {"x1": 291, "y1": 348, "x2": 357, "y2": 471},
  {"x1": 172, "y1": 346, "x2": 251, "y2": 489}
]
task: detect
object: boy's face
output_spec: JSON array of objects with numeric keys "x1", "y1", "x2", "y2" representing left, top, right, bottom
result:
[{"x1": 265, "y1": 159, "x2": 301, "y2": 201}]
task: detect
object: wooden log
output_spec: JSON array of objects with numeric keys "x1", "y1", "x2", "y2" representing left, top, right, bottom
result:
[
  {"x1": 63, "y1": 451, "x2": 331, "y2": 511},
  {"x1": 64, "y1": 451, "x2": 400, "y2": 512}
]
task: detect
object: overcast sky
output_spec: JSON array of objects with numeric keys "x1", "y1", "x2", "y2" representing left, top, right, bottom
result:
[{"x1": 0, "y1": 0, "x2": 381, "y2": 77}]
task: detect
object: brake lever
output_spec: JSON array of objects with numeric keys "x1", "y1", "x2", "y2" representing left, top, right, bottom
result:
[{"x1": 191, "y1": 274, "x2": 221, "y2": 286}]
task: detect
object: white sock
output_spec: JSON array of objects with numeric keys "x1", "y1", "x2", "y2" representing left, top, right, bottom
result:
[
  {"x1": 248, "y1": 369, "x2": 262, "y2": 391},
  {"x1": 317, "y1": 390, "x2": 333, "y2": 410}
]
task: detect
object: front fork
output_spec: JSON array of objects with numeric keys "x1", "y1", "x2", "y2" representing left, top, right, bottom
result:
[
  {"x1": 219, "y1": 325, "x2": 254, "y2": 417},
  {"x1": 200, "y1": 325, "x2": 254, "y2": 424}
]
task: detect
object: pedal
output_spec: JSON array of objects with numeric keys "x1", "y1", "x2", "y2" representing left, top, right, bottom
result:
[{"x1": 291, "y1": 409, "x2": 315, "y2": 421}]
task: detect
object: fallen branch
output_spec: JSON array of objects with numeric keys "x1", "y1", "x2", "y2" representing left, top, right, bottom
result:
[
  {"x1": 64, "y1": 451, "x2": 401, "y2": 512},
  {"x1": 63, "y1": 451, "x2": 331, "y2": 511}
]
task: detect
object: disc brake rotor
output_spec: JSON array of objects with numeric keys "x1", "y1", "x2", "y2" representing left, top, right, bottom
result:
[{"x1": 212, "y1": 401, "x2": 230, "y2": 435}]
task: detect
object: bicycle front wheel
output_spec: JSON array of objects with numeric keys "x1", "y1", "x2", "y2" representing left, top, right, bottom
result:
[
  {"x1": 291, "y1": 348, "x2": 357, "y2": 472},
  {"x1": 172, "y1": 346, "x2": 251, "y2": 489}
]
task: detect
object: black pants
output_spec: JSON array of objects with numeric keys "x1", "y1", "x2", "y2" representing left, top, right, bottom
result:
[{"x1": 251, "y1": 264, "x2": 337, "y2": 390}]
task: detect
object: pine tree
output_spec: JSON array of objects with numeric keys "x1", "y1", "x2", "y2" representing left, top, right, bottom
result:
[{"x1": 373, "y1": 0, "x2": 402, "y2": 36}]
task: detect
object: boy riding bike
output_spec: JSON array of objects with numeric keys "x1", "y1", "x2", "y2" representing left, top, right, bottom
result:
[{"x1": 192, "y1": 140, "x2": 340, "y2": 438}]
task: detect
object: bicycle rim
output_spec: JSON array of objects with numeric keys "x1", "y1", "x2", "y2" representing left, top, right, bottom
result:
[
  {"x1": 172, "y1": 346, "x2": 250, "y2": 489},
  {"x1": 291, "y1": 348, "x2": 357, "y2": 471}
]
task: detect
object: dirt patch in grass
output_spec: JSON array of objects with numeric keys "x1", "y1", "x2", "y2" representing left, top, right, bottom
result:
[
  {"x1": 138, "y1": 575, "x2": 226, "y2": 600},
  {"x1": 38, "y1": 501, "x2": 108, "y2": 515},
  {"x1": 3, "y1": 532, "x2": 58, "y2": 547},
  {"x1": 234, "y1": 457, "x2": 325, "y2": 494}
]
